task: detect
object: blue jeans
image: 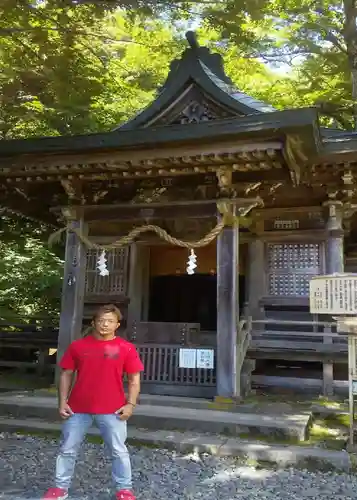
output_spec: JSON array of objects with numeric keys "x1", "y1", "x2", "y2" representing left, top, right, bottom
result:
[{"x1": 55, "y1": 413, "x2": 132, "y2": 491}]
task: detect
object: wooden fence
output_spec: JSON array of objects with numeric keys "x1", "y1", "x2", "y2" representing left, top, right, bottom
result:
[
  {"x1": 0, "y1": 318, "x2": 58, "y2": 375},
  {"x1": 1, "y1": 316, "x2": 347, "y2": 397},
  {"x1": 249, "y1": 318, "x2": 347, "y2": 396},
  {"x1": 0, "y1": 320, "x2": 217, "y2": 396},
  {"x1": 137, "y1": 343, "x2": 216, "y2": 397}
]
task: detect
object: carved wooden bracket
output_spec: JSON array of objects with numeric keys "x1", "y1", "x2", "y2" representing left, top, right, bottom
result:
[
  {"x1": 344, "y1": 203, "x2": 357, "y2": 220},
  {"x1": 61, "y1": 179, "x2": 76, "y2": 199},
  {"x1": 283, "y1": 134, "x2": 308, "y2": 186},
  {"x1": 61, "y1": 206, "x2": 79, "y2": 221},
  {"x1": 322, "y1": 198, "x2": 343, "y2": 231},
  {"x1": 217, "y1": 198, "x2": 263, "y2": 227},
  {"x1": 216, "y1": 167, "x2": 235, "y2": 197},
  {"x1": 61, "y1": 179, "x2": 85, "y2": 204}
]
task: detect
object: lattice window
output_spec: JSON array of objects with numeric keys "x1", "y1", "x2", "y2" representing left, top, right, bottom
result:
[
  {"x1": 85, "y1": 248, "x2": 129, "y2": 297},
  {"x1": 267, "y1": 243, "x2": 320, "y2": 297}
]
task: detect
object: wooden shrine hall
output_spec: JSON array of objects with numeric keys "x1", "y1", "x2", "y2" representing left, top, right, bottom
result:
[{"x1": 1, "y1": 32, "x2": 357, "y2": 398}]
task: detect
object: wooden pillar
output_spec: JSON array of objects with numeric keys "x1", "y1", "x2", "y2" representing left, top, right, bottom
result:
[
  {"x1": 248, "y1": 237, "x2": 265, "y2": 320},
  {"x1": 37, "y1": 349, "x2": 46, "y2": 377},
  {"x1": 324, "y1": 200, "x2": 344, "y2": 274},
  {"x1": 322, "y1": 200, "x2": 344, "y2": 396},
  {"x1": 56, "y1": 213, "x2": 87, "y2": 368},
  {"x1": 127, "y1": 244, "x2": 142, "y2": 324},
  {"x1": 141, "y1": 247, "x2": 151, "y2": 321},
  {"x1": 127, "y1": 244, "x2": 150, "y2": 324},
  {"x1": 323, "y1": 325, "x2": 334, "y2": 397},
  {"x1": 216, "y1": 211, "x2": 239, "y2": 398}
]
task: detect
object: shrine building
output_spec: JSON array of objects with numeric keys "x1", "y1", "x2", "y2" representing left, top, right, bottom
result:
[{"x1": 0, "y1": 32, "x2": 356, "y2": 398}]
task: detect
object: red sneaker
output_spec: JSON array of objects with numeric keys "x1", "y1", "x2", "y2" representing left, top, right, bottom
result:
[
  {"x1": 115, "y1": 490, "x2": 136, "y2": 500},
  {"x1": 42, "y1": 487, "x2": 68, "y2": 499}
]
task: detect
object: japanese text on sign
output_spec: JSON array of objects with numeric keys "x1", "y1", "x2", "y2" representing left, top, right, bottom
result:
[
  {"x1": 179, "y1": 349, "x2": 196, "y2": 369},
  {"x1": 178, "y1": 348, "x2": 214, "y2": 369},
  {"x1": 196, "y1": 349, "x2": 214, "y2": 369}
]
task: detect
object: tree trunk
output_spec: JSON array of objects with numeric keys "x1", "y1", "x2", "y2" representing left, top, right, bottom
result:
[{"x1": 343, "y1": 0, "x2": 357, "y2": 129}]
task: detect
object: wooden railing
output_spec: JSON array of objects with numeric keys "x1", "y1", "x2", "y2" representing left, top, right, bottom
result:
[
  {"x1": 0, "y1": 319, "x2": 58, "y2": 375},
  {"x1": 0, "y1": 318, "x2": 58, "y2": 342},
  {"x1": 137, "y1": 343, "x2": 216, "y2": 387},
  {"x1": 249, "y1": 318, "x2": 347, "y2": 396},
  {"x1": 0, "y1": 320, "x2": 217, "y2": 391},
  {"x1": 250, "y1": 318, "x2": 346, "y2": 355}
]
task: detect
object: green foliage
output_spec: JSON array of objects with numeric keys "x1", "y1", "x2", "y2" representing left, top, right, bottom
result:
[
  {"x1": 0, "y1": 214, "x2": 63, "y2": 320},
  {"x1": 0, "y1": 5, "x2": 301, "y2": 138},
  {"x1": 202, "y1": 0, "x2": 356, "y2": 128},
  {"x1": 0, "y1": 3, "x2": 183, "y2": 137},
  {"x1": 196, "y1": 27, "x2": 298, "y2": 110}
]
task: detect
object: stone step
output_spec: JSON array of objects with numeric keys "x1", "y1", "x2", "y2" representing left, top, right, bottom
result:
[
  {"x1": 0, "y1": 394, "x2": 311, "y2": 442},
  {"x1": 26, "y1": 391, "x2": 304, "y2": 414},
  {"x1": 32, "y1": 391, "x2": 214, "y2": 410},
  {"x1": 0, "y1": 416, "x2": 350, "y2": 472}
]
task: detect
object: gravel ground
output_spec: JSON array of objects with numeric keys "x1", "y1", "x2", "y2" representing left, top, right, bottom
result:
[{"x1": 0, "y1": 433, "x2": 357, "y2": 500}]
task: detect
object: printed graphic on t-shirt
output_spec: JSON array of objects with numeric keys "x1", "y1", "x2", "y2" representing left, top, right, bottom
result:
[
  {"x1": 103, "y1": 344, "x2": 120, "y2": 359},
  {"x1": 80, "y1": 345, "x2": 121, "y2": 360}
]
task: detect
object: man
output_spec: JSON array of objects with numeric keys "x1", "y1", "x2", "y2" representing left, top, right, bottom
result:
[{"x1": 43, "y1": 304, "x2": 143, "y2": 500}]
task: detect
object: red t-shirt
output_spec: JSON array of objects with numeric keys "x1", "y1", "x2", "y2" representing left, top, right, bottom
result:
[{"x1": 59, "y1": 335, "x2": 144, "y2": 414}]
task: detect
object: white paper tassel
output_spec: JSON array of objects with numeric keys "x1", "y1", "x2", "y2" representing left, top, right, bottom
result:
[
  {"x1": 97, "y1": 250, "x2": 109, "y2": 276},
  {"x1": 186, "y1": 249, "x2": 197, "y2": 275}
]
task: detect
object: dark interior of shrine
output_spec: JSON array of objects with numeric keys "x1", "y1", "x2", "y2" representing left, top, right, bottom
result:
[{"x1": 148, "y1": 273, "x2": 246, "y2": 331}]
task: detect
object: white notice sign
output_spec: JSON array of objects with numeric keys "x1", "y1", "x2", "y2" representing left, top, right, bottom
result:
[
  {"x1": 179, "y1": 348, "x2": 196, "y2": 369},
  {"x1": 352, "y1": 379, "x2": 357, "y2": 395},
  {"x1": 196, "y1": 349, "x2": 214, "y2": 369}
]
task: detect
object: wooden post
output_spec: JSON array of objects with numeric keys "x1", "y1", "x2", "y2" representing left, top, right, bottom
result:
[
  {"x1": 56, "y1": 213, "x2": 87, "y2": 374},
  {"x1": 324, "y1": 199, "x2": 344, "y2": 274},
  {"x1": 127, "y1": 243, "x2": 142, "y2": 325},
  {"x1": 322, "y1": 200, "x2": 344, "y2": 396},
  {"x1": 37, "y1": 349, "x2": 46, "y2": 377},
  {"x1": 127, "y1": 244, "x2": 151, "y2": 324},
  {"x1": 216, "y1": 208, "x2": 239, "y2": 398},
  {"x1": 141, "y1": 247, "x2": 151, "y2": 321},
  {"x1": 323, "y1": 325, "x2": 334, "y2": 397},
  {"x1": 248, "y1": 237, "x2": 265, "y2": 321}
]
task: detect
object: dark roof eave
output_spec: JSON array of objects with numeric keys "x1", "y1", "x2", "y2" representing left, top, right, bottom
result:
[
  {"x1": 0, "y1": 107, "x2": 319, "y2": 160},
  {"x1": 320, "y1": 132, "x2": 357, "y2": 163},
  {"x1": 321, "y1": 127, "x2": 354, "y2": 138}
]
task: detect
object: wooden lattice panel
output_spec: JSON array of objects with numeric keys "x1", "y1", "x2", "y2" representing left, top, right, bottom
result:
[
  {"x1": 85, "y1": 248, "x2": 129, "y2": 297},
  {"x1": 268, "y1": 243, "x2": 320, "y2": 297}
]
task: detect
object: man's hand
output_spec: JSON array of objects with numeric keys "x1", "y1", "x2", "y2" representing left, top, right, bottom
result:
[
  {"x1": 59, "y1": 402, "x2": 74, "y2": 419},
  {"x1": 115, "y1": 404, "x2": 134, "y2": 421}
]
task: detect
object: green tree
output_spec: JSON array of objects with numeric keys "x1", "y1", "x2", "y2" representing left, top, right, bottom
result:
[
  {"x1": 0, "y1": 214, "x2": 63, "y2": 320},
  {"x1": 197, "y1": 27, "x2": 299, "y2": 110},
  {"x1": 202, "y1": 0, "x2": 357, "y2": 128},
  {"x1": 0, "y1": 3, "x2": 300, "y2": 138},
  {"x1": 0, "y1": 3, "x2": 182, "y2": 137}
]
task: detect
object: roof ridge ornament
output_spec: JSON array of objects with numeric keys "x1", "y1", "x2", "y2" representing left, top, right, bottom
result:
[
  {"x1": 114, "y1": 28, "x2": 275, "y2": 130},
  {"x1": 185, "y1": 31, "x2": 200, "y2": 51},
  {"x1": 184, "y1": 31, "x2": 233, "y2": 86}
]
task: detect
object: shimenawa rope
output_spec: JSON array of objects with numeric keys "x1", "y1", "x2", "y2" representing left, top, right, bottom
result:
[{"x1": 48, "y1": 211, "x2": 238, "y2": 250}]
